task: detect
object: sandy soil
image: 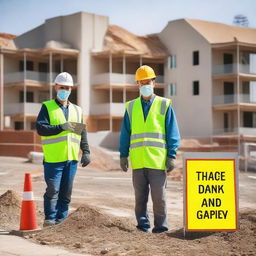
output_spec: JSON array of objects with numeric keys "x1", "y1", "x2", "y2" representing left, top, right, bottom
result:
[{"x1": 0, "y1": 154, "x2": 255, "y2": 256}]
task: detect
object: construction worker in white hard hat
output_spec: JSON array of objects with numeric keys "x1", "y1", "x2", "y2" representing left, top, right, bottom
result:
[
  {"x1": 36, "y1": 72, "x2": 90, "y2": 227},
  {"x1": 119, "y1": 65, "x2": 180, "y2": 233}
]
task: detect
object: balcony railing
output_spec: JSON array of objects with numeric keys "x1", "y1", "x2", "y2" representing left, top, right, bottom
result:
[
  {"x1": 92, "y1": 72, "x2": 164, "y2": 85},
  {"x1": 90, "y1": 102, "x2": 125, "y2": 116},
  {"x1": 212, "y1": 64, "x2": 256, "y2": 75},
  {"x1": 4, "y1": 71, "x2": 77, "y2": 84},
  {"x1": 214, "y1": 127, "x2": 256, "y2": 136},
  {"x1": 213, "y1": 94, "x2": 256, "y2": 105},
  {"x1": 4, "y1": 103, "x2": 42, "y2": 116}
]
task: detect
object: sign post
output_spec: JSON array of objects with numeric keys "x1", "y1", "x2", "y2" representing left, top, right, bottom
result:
[{"x1": 183, "y1": 152, "x2": 238, "y2": 234}]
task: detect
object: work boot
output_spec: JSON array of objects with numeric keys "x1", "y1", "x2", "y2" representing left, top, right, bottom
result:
[{"x1": 43, "y1": 219, "x2": 55, "y2": 227}]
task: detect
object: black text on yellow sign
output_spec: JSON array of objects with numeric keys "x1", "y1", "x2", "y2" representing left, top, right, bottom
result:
[{"x1": 186, "y1": 159, "x2": 238, "y2": 231}]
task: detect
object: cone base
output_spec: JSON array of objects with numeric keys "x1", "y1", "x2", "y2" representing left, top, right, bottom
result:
[{"x1": 20, "y1": 201, "x2": 38, "y2": 231}]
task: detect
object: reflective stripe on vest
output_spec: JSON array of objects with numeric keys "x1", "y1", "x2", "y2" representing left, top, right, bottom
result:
[
  {"x1": 41, "y1": 100, "x2": 82, "y2": 163},
  {"x1": 126, "y1": 96, "x2": 171, "y2": 170},
  {"x1": 131, "y1": 132, "x2": 166, "y2": 141},
  {"x1": 42, "y1": 135, "x2": 81, "y2": 146},
  {"x1": 130, "y1": 141, "x2": 167, "y2": 149}
]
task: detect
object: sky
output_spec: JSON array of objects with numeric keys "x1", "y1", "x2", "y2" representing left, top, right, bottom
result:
[{"x1": 0, "y1": 0, "x2": 255, "y2": 36}]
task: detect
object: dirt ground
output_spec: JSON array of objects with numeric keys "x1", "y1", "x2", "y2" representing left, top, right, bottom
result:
[{"x1": 0, "y1": 154, "x2": 255, "y2": 256}]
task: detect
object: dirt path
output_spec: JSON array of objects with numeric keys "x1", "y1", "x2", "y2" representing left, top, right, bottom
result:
[{"x1": 0, "y1": 156, "x2": 255, "y2": 255}]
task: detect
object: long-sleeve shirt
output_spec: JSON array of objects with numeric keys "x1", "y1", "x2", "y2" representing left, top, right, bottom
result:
[
  {"x1": 119, "y1": 95, "x2": 180, "y2": 158},
  {"x1": 36, "y1": 99, "x2": 90, "y2": 155}
]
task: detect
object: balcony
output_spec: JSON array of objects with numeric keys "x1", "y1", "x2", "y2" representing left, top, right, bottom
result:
[
  {"x1": 92, "y1": 73, "x2": 164, "y2": 86},
  {"x1": 4, "y1": 103, "x2": 42, "y2": 116},
  {"x1": 91, "y1": 103, "x2": 125, "y2": 116},
  {"x1": 4, "y1": 71, "x2": 77, "y2": 84},
  {"x1": 212, "y1": 64, "x2": 256, "y2": 76},
  {"x1": 213, "y1": 94, "x2": 256, "y2": 106},
  {"x1": 214, "y1": 127, "x2": 256, "y2": 136}
]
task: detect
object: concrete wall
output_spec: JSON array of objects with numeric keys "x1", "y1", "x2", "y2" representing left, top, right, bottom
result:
[
  {"x1": 13, "y1": 12, "x2": 109, "y2": 120},
  {"x1": 87, "y1": 131, "x2": 120, "y2": 150},
  {"x1": 4, "y1": 56, "x2": 19, "y2": 73},
  {"x1": 14, "y1": 25, "x2": 45, "y2": 49},
  {"x1": 79, "y1": 12, "x2": 109, "y2": 117},
  {"x1": 159, "y1": 19, "x2": 213, "y2": 138},
  {"x1": 0, "y1": 131, "x2": 41, "y2": 157}
]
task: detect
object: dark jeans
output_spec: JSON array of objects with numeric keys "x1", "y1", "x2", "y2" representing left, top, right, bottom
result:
[
  {"x1": 43, "y1": 160, "x2": 77, "y2": 222},
  {"x1": 132, "y1": 168, "x2": 168, "y2": 233}
]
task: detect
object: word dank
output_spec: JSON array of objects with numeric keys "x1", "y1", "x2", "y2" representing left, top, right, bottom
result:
[
  {"x1": 198, "y1": 185, "x2": 224, "y2": 193},
  {"x1": 197, "y1": 210, "x2": 228, "y2": 219}
]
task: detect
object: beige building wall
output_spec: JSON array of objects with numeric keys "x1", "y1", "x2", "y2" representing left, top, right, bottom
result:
[
  {"x1": 4, "y1": 57, "x2": 19, "y2": 73},
  {"x1": 159, "y1": 19, "x2": 213, "y2": 138},
  {"x1": 14, "y1": 12, "x2": 109, "y2": 121},
  {"x1": 79, "y1": 13, "x2": 108, "y2": 119}
]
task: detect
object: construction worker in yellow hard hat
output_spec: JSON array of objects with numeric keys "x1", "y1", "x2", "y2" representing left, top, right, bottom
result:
[
  {"x1": 119, "y1": 65, "x2": 180, "y2": 233},
  {"x1": 36, "y1": 72, "x2": 91, "y2": 227}
]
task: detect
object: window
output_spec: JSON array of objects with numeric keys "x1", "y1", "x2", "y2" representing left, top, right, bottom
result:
[
  {"x1": 38, "y1": 63, "x2": 48, "y2": 72},
  {"x1": 30, "y1": 122, "x2": 36, "y2": 130},
  {"x1": 14, "y1": 122, "x2": 24, "y2": 130},
  {"x1": 19, "y1": 61, "x2": 34, "y2": 71},
  {"x1": 38, "y1": 91, "x2": 49, "y2": 103},
  {"x1": 19, "y1": 91, "x2": 34, "y2": 103},
  {"x1": 168, "y1": 55, "x2": 176, "y2": 69},
  {"x1": 169, "y1": 83, "x2": 177, "y2": 96},
  {"x1": 193, "y1": 81, "x2": 200, "y2": 95},
  {"x1": 55, "y1": 61, "x2": 61, "y2": 73},
  {"x1": 193, "y1": 51, "x2": 199, "y2": 65},
  {"x1": 243, "y1": 112, "x2": 256, "y2": 127}
]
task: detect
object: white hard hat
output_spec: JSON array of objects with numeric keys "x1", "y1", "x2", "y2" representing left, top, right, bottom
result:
[{"x1": 54, "y1": 72, "x2": 73, "y2": 86}]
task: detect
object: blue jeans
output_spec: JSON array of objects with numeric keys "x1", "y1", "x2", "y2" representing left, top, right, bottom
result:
[
  {"x1": 43, "y1": 160, "x2": 77, "y2": 223},
  {"x1": 132, "y1": 168, "x2": 168, "y2": 233}
]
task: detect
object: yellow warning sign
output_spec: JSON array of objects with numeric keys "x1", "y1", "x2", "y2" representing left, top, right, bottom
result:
[{"x1": 185, "y1": 155, "x2": 238, "y2": 231}]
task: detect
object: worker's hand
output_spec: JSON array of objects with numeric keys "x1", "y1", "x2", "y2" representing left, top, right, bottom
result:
[
  {"x1": 69, "y1": 122, "x2": 85, "y2": 135},
  {"x1": 120, "y1": 157, "x2": 128, "y2": 172},
  {"x1": 166, "y1": 157, "x2": 175, "y2": 173},
  {"x1": 60, "y1": 122, "x2": 75, "y2": 132},
  {"x1": 81, "y1": 153, "x2": 91, "y2": 167}
]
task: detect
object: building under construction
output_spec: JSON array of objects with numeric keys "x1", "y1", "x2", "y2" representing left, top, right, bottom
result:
[{"x1": 0, "y1": 11, "x2": 256, "y2": 151}]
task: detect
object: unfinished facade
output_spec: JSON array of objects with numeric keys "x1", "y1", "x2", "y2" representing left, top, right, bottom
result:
[{"x1": 0, "y1": 12, "x2": 256, "y2": 149}]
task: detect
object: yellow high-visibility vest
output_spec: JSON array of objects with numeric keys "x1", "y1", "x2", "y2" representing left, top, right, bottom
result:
[
  {"x1": 41, "y1": 99, "x2": 82, "y2": 163},
  {"x1": 126, "y1": 96, "x2": 171, "y2": 170}
]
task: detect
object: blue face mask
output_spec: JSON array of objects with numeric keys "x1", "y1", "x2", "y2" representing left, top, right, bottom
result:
[
  {"x1": 139, "y1": 84, "x2": 154, "y2": 97},
  {"x1": 57, "y1": 89, "x2": 71, "y2": 101}
]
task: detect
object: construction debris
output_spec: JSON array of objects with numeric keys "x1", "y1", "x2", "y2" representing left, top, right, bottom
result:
[{"x1": 0, "y1": 190, "x2": 21, "y2": 231}]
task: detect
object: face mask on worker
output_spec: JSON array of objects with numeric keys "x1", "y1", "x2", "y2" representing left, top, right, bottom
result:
[
  {"x1": 140, "y1": 84, "x2": 154, "y2": 97},
  {"x1": 57, "y1": 89, "x2": 71, "y2": 101}
]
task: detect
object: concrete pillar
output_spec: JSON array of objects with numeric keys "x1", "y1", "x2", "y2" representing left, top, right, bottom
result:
[
  {"x1": 109, "y1": 53, "x2": 112, "y2": 131},
  {"x1": 236, "y1": 44, "x2": 240, "y2": 156},
  {"x1": 0, "y1": 50, "x2": 4, "y2": 131},
  {"x1": 49, "y1": 52, "x2": 53, "y2": 99},
  {"x1": 139, "y1": 56, "x2": 142, "y2": 66},
  {"x1": 109, "y1": 53, "x2": 112, "y2": 74},
  {"x1": 123, "y1": 54, "x2": 126, "y2": 102},
  {"x1": 60, "y1": 55, "x2": 64, "y2": 72},
  {"x1": 110, "y1": 85, "x2": 112, "y2": 132},
  {"x1": 23, "y1": 52, "x2": 27, "y2": 130}
]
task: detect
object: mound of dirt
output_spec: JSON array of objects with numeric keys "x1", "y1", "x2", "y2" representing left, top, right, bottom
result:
[
  {"x1": 180, "y1": 139, "x2": 202, "y2": 148},
  {"x1": 31, "y1": 205, "x2": 256, "y2": 256},
  {"x1": 89, "y1": 146, "x2": 120, "y2": 171},
  {"x1": 0, "y1": 190, "x2": 21, "y2": 231},
  {"x1": 32, "y1": 204, "x2": 135, "y2": 254}
]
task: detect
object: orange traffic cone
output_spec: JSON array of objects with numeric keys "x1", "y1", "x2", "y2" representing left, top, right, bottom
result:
[{"x1": 20, "y1": 173, "x2": 38, "y2": 230}]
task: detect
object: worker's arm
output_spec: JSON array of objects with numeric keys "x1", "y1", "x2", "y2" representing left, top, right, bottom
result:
[
  {"x1": 119, "y1": 110, "x2": 131, "y2": 157},
  {"x1": 165, "y1": 106, "x2": 180, "y2": 158},
  {"x1": 36, "y1": 104, "x2": 63, "y2": 136},
  {"x1": 80, "y1": 117, "x2": 90, "y2": 154}
]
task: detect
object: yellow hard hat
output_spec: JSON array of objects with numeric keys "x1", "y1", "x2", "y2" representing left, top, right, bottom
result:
[{"x1": 135, "y1": 65, "x2": 156, "y2": 81}]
